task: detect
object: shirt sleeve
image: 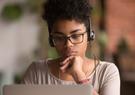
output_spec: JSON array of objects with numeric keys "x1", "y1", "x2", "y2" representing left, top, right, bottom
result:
[
  {"x1": 99, "y1": 63, "x2": 120, "y2": 95},
  {"x1": 21, "y1": 62, "x2": 38, "y2": 84}
]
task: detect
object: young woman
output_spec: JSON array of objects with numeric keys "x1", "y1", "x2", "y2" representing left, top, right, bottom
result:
[{"x1": 22, "y1": 0, "x2": 120, "y2": 95}]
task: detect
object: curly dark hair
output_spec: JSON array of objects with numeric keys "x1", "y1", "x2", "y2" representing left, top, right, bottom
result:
[{"x1": 42, "y1": 0, "x2": 92, "y2": 33}]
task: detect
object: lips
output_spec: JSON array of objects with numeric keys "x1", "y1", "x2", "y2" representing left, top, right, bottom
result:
[{"x1": 64, "y1": 50, "x2": 78, "y2": 57}]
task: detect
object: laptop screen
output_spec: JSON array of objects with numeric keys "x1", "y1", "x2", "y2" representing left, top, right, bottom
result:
[{"x1": 3, "y1": 84, "x2": 92, "y2": 95}]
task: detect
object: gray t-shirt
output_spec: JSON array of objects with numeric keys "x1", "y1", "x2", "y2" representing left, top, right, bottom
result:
[{"x1": 22, "y1": 59, "x2": 120, "y2": 95}]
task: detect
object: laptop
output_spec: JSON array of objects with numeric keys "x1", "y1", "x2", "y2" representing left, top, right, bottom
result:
[{"x1": 3, "y1": 84, "x2": 93, "y2": 95}]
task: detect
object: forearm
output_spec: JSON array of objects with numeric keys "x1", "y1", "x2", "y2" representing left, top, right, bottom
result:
[{"x1": 72, "y1": 71, "x2": 87, "y2": 82}]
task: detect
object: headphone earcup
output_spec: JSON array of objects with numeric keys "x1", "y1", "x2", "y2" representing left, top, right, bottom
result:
[
  {"x1": 49, "y1": 37, "x2": 54, "y2": 47},
  {"x1": 89, "y1": 30, "x2": 95, "y2": 41}
]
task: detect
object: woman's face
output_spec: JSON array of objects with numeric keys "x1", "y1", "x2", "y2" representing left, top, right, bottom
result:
[{"x1": 51, "y1": 19, "x2": 88, "y2": 59}]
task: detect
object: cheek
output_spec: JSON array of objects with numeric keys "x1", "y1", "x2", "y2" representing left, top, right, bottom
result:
[
  {"x1": 80, "y1": 42, "x2": 88, "y2": 52},
  {"x1": 55, "y1": 46, "x2": 64, "y2": 55},
  {"x1": 75, "y1": 39, "x2": 88, "y2": 54},
  {"x1": 79, "y1": 36, "x2": 88, "y2": 52}
]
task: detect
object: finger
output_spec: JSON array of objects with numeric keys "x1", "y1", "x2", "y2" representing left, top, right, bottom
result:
[
  {"x1": 60, "y1": 56, "x2": 74, "y2": 66},
  {"x1": 60, "y1": 62, "x2": 70, "y2": 71}
]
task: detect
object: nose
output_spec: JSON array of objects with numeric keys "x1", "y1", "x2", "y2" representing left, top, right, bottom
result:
[{"x1": 65, "y1": 39, "x2": 73, "y2": 47}]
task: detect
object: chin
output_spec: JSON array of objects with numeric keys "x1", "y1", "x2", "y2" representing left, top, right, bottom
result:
[{"x1": 64, "y1": 53, "x2": 79, "y2": 57}]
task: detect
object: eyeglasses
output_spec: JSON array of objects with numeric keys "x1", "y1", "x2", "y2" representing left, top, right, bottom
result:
[{"x1": 51, "y1": 32, "x2": 87, "y2": 46}]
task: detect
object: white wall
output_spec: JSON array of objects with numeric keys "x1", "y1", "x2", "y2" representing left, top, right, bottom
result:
[{"x1": 0, "y1": 0, "x2": 40, "y2": 86}]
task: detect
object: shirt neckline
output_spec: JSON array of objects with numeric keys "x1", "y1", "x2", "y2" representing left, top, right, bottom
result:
[
  {"x1": 45, "y1": 58, "x2": 75, "y2": 83},
  {"x1": 45, "y1": 58, "x2": 100, "y2": 83}
]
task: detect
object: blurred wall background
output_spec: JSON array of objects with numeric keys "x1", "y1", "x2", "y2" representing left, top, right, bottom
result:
[
  {"x1": 0, "y1": 0, "x2": 43, "y2": 94},
  {"x1": 0, "y1": 0, "x2": 135, "y2": 95}
]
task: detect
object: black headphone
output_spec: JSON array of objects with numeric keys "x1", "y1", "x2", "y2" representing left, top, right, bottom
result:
[
  {"x1": 48, "y1": 19, "x2": 95, "y2": 47},
  {"x1": 88, "y1": 18, "x2": 95, "y2": 41}
]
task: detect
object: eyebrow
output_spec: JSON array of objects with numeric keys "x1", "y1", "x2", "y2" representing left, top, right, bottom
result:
[{"x1": 53, "y1": 29, "x2": 81, "y2": 35}]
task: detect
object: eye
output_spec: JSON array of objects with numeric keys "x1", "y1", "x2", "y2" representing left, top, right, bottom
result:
[
  {"x1": 71, "y1": 34, "x2": 81, "y2": 40},
  {"x1": 53, "y1": 36, "x2": 65, "y2": 41}
]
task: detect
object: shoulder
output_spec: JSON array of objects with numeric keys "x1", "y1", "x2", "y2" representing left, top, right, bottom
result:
[
  {"x1": 28, "y1": 59, "x2": 48, "y2": 70},
  {"x1": 23, "y1": 59, "x2": 49, "y2": 77},
  {"x1": 97, "y1": 61, "x2": 120, "y2": 84},
  {"x1": 98, "y1": 61, "x2": 119, "y2": 74},
  {"x1": 21, "y1": 59, "x2": 49, "y2": 84},
  {"x1": 96, "y1": 61, "x2": 120, "y2": 95}
]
